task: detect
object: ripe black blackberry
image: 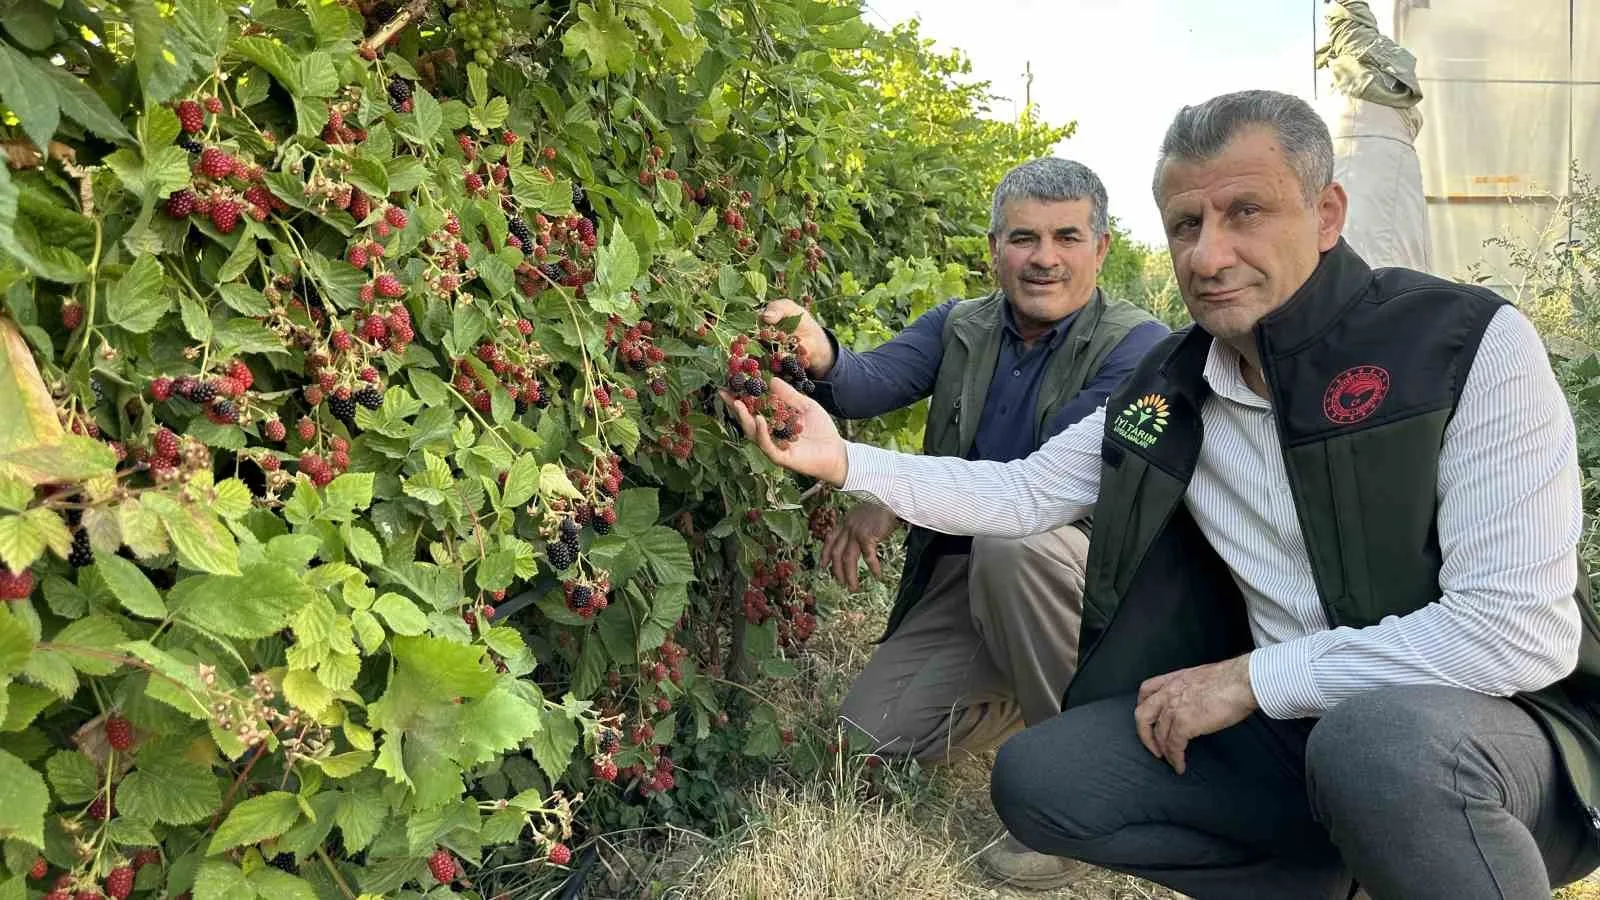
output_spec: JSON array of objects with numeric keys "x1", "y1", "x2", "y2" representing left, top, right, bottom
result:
[
  {"x1": 538, "y1": 262, "x2": 565, "y2": 286},
  {"x1": 744, "y1": 377, "x2": 766, "y2": 398},
  {"x1": 68, "y1": 529, "x2": 94, "y2": 567},
  {"x1": 559, "y1": 516, "x2": 580, "y2": 542},
  {"x1": 178, "y1": 136, "x2": 203, "y2": 154},
  {"x1": 796, "y1": 377, "x2": 815, "y2": 394},
  {"x1": 599, "y1": 728, "x2": 621, "y2": 754},
  {"x1": 211, "y1": 398, "x2": 238, "y2": 422},
  {"x1": 727, "y1": 373, "x2": 748, "y2": 395},
  {"x1": 570, "y1": 584, "x2": 593, "y2": 610},
  {"x1": 770, "y1": 423, "x2": 792, "y2": 441},
  {"x1": 269, "y1": 853, "x2": 297, "y2": 873},
  {"x1": 547, "y1": 540, "x2": 576, "y2": 570},
  {"x1": 328, "y1": 389, "x2": 357, "y2": 423},
  {"x1": 514, "y1": 396, "x2": 528, "y2": 416},
  {"x1": 189, "y1": 380, "x2": 218, "y2": 403},
  {"x1": 593, "y1": 518, "x2": 612, "y2": 536},
  {"x1": 387, "y1": 75, "x2": 413, "y2": 113},
  {"x1": 779, "y1": 356, "x2": 803, "y2": 381},
  {"x1": 354, "y1": 386, "x2": 383, "y2": 409},
  {"x1": 571, "y1": 183, "x2": 586, "y2": 210},
  {"x1": 507, "y1": 215, "x2": 532, "y2": 248}
]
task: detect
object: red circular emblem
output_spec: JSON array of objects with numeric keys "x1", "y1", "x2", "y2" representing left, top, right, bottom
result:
[{"x1": 1323, "y1": 365, "x2": 1390, "y2": 424}]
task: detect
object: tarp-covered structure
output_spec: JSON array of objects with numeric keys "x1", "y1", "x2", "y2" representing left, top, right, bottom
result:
[{"x1": 1330, "y1": 0, "x2": 1600, "y2": 291}]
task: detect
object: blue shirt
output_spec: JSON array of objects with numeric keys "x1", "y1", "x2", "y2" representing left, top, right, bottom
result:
[{"x1": 818, "y1": 295, "x2": 1170, "y2": 462}]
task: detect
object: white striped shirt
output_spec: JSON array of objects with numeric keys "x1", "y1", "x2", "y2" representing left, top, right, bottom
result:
[{"x1": 842, "y1": 305, "x2": 1584, "y2": 718}]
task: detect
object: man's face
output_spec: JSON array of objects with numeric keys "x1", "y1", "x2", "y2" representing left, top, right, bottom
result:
[
  {"x1": 988, "y1": 197, "x2": 1109, "y2": 333},
  {"x1": 1157, "y1": 126, "x2": 1346, "y2": 343}
]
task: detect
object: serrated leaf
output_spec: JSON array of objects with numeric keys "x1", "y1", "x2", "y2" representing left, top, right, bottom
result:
[
  {"x1": 390, "y1": 635, "x2": 493, "y2": 700},
  {"x1": 372, "y1": 593, "x2": 426, "y2": 636},
  {"x1": 0, "y1": 438, "x2": 116, "y2": 489},
  {"x1": 31, "y1": 57, "x2": 133, "y2": 144},
  {"x1": 208, "y1": 791, "x2": 301, "y2": 854},
  {"x1": 481, "y1": 808, "x2": 525, "y2": 844},
  {"x1": 22, "y1": 651, "x2": 75, "y2": 698},
  {"x1": 597, "y1": 220, "x2": 639, "y2": 296},
  {"x1": 193, "y1": 860, "x2": 251, "y2": 900},
  {"x1": 107, "y1": 817, "x2": 160, "y2": 847},
  {"x1": 46, "y1": 751, "x2": 99, "y2": 804},
  {"x1": 94, "y1": 555, "x2": 166, "y2": 619},
  {"x1": 314, "y1": 750, "x2": 370, "y2": 778},
  {"x1": 283, "y1": 668, "x2": 333, "y2": 717},
  {"x1": 407, "y1": 89, "x2": 440, "y2": 144},
  {"x1": 0, "y1": 683, "x2": 51, "y2": 731},
  {"x1": 118, "y1": 758, "x2": 220, "y2": 825},
  {"x1": 50, "y1": 615, "x2": 127, "y2": 675},
  {"x1": 458, "y1": 683, "x2": 540, "y2": 766},
  {"x1": 0, "y1": 749, "x2": 46, "y2": 848},
  {"x1": 210, "y1": 479, "x2": 252, "y2": 520},
  {"x1": 106, "y1": 254, "x2": 169, "y2": 334},
  {"x1": 501, "y1": 454, "x2": 538, "y2": 508},
  {"x1": 350, "y1": 608, "x2": 383, "y2": 652},
  {"x1": 562, "y1": 2, "x2": 637, "y2": 77},
  {"x1": 636, "y1": 526, "x2": 694, "y2": 584},
  {"x1": 528, "y1": 707, "x2": 579, "y2": 783},
  {"x1": 146, "y1": 495, "x2": 239, "y2": 576},
  {"x1": 0, "y1": 44, "x2": 60, "y2": 154},
  {"x1": 538, "y1": 464, "x2": 583, "y2": 501},
  {"x1": 345, "y1": 525, "x2": 381, "y2": 566},
  {"x1": 333, "y1": 789, "x2": 386, "y2": 852},
  {"x1": 217, "y1": 283, "x2": 270, "y2": 316},
  {"x1": 217, "y1": 231, "x2": 258, "y2": 282},
  {"x1": 326, "y1": 473, "x2": 374, "y2": 514},
  {"x1": 0, "y1": 608, "x2": 31, "y2": 679},
  {"x1": 303, "y1": 0, "x2": 358, "y2": 44},
  {"x1": 173, "y1": 565, "x2": 314, "y2": 639},
  {"x1": 374, "y1": 734, "x2": 408, "y2": 787},
  {"x1": 179, "y1": 293, "x2": 212, "y2": 341}
]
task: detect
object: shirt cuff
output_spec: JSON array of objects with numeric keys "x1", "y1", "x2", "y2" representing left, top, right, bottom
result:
[
  {"x1": 841, "y1": 443, "x2": 899, "y2": 501},
  {"x1": 1248, "y1": 640, "x2": 1330, "y2": 719}
]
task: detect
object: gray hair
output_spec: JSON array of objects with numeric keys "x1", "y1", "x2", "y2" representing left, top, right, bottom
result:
[
  {"x1": 1152, "y1": 90, "x2": 1334, "y2": 205},
  {"x1": 988, "y1": 158, "x2": 1109, "y2": 239}
]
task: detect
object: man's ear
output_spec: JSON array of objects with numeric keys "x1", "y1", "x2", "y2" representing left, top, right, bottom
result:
[
  {"x1": 1317, "y1": 182, "x2": 1349, "y2": 252},
  {"x1": 1094, "y1": 231, "x2": 1111, "y2": 268}
]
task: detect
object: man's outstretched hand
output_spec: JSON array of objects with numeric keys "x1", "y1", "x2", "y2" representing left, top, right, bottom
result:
[
  {"x1": 719, "y1": 376, "x2": 849, "y2": 486},
  {"x1": 759, "y1": 298, "x2": 834, "y2": 377}
]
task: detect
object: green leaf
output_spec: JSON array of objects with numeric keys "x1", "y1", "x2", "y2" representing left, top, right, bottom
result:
[
  {"x1": 118, "y1": 758, "x2": 220, "y2": 825},
  {"x1": 94, "y1": 556, "x2": 166, "y2": 619},
  {"x1": 0, "y1": 749, "x2": 47, "y2": 847},
  {"x1": 282, "y1": 668, "x2": 333, "y2": 717},
  {"x1": 46, "y1": 751, "x2": 99, "y2": 804},
  {"x1": 22, "y1": 650, "x2": 75, "y2": 698},
  {"x1": 0, "y1": 608, "x2": 30, "y2": 679},
  {"x1": 303, "y1": 0, "x2": 358, "y2": 45},
  {"x1": 0, "y1": 438, "x2": 116, "y2": 490},
  {"x1": 501, "y1": 455, "x2": 538, "y2": 508},
  {"x1": 0, "y1": 509, "x2": 68, "y2": 572},
  {"x1": 230, "y1": 35, "x2": 300, "y2": 94},
  {"x1": 313, "y1": 750, "x2": 371, "y2": 778},
  {"x1": 538, "y1": 463, "x2": 583, "y2": 501},
  {"x1": 193, "y1": 860, "x2": 251, "y2": 900},
  {"x1": 529, "y1": 706, "x2": 579, "y2": 783},
  {"x1": 480, "y1": 808, "x2": 525, "y2": 844},
  {"x1": 208, "y1": 791, "x2": 301, "y2": 854},
  {"x1": 131, "y1": 0, "x2": 197, "y2": 106},
  {"x1": 326, "y1": 472, "x2": 374, "y2": 513},
  {"x1": 345, "y1": 525, "x2": 381, "y2": 566},
  {"x1": 146, "y1": 495, "x2": 240, "y2": 576},
  {"x1": 178, "y1": 292, "x2": 212, "y2": 341},
  {"x1": 407, "y1": 88, "x2": 441, "y2": 144},
  {"x1": 345, "y1": 156, "x2": 388, "y2": 199},
  {"x1": 372, "y1": 593, "x2": 426, "y2": 636},
  {"x1": 458, "y1": 683, "x2": 540, "y2": 766},
  {"x1": 1, "y1": 683, "x2": 52, "y2": 731},
  {"x1": 217, "y1": 231, "x2": 258, "y2": 282},
  {"x1": 217, "y1": 284, "x2": 270, "y2": 317},
  {"x1": 562, "y1": 2, "x2": 637, "y2": 77},
  {"x1": 0, "y1": 44, "x2": 59, "y2": 154},
  {"x1": 107, "y1": 817, "x2": 160, "y2": 847},
  {"x1": 31, "y1": 58, "x2": 133, "y2": 144},
  {"x1": 50, "y1": 615, "x2": 127, "y2": 675},
  {"x1": 248, "y1": 867, "x2": 317, "y2": 900},
  {"x1": 106, "y1": 256, "x2": 169, "y2": 334},
  {"x1": 211, "y1": 479, "x2": 253, "y2": 520},
  {"x1": 374, "y1": 733, "x2": 408, "y2": 787},
  {"x1": 597, "y1": 220, "x2": 640, "y2": 297},
  {"x1": 333, "y1": 789, "x2": 386, "y2": 852},
  {"x1": 636, "y1": 526, "x2": 694, "y2": 584},
  {"x1": 173, "y1": 565, "x2": 315, "y2": 639},
  {"x1": 614, "y1": 487, "x2": 658, "y2": 537},
  {"x1": 390, "y1": 635, "x2": 494, "y2": 700}
]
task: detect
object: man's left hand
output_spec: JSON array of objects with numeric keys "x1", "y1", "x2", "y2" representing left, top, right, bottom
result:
[{"x1": 1133, "y1": 654, "x2": 1258, "y2": 774}]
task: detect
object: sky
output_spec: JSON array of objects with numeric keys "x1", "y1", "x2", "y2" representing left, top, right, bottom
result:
[{"x1": 863, "y1": 1, "x2": 1354, "y2": 244}]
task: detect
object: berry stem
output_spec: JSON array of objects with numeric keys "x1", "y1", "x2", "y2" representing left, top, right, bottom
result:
[
  {"x1": 360, "y1": 0, "x2": 429, "y2": 55},
  {"x1": 316, "y1": 846, "x2": 359, "y2": 900},
  {"x1": 67, "y1": 214, "x2": 104, "y2": 367}
]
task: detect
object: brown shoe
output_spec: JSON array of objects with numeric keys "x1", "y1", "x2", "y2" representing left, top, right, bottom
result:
[{"x1": 978, "y1": 833, "x2": 1093, "y2": 890}]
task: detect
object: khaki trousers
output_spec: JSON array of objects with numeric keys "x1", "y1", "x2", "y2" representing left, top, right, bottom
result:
[{"x1": 839, "y1": 524, "x2": 1090, "y2": 761}]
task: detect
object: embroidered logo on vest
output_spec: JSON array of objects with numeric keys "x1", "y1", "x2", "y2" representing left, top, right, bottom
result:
[
  {"x1": 1323, "y1": 365, "x2": 1390, "y2": 424},
  {"x1": 1113, "y1": 393, "x2": 1170, "y2": 448}
]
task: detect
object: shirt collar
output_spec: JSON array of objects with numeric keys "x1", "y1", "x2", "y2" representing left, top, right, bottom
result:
[{"x1": 1202, "y1": 338, "x2": 1273, "y2": 410}]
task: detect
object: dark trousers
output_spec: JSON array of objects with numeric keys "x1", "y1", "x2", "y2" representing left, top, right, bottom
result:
[{"x1": 991, "y1": 685, "x2": 1600, "y2": 899}]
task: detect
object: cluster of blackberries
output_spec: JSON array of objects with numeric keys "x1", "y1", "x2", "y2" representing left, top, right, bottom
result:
[
  {"x1": 547, "y1": 516, "x2": 580, "y2": 570},
  {"x1": 387, "y1": 75, "x2": 413, "y2": 114}
]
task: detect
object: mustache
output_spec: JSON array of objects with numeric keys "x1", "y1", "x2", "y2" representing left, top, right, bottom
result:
[{"x1": 1019, "y1": 269, "x2": 1064, "y2": 281}]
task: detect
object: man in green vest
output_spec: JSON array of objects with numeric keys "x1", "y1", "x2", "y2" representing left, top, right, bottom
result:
[
  {"x1": 724, "y1": 90, "x2": 1600, "y2": 897},
  {"x1": 755, "y1": 158, "x2": 1167, "y2": 887}
]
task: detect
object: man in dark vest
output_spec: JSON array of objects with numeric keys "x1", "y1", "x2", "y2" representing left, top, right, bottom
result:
[
  {"x1": 755, "y1": 158, "x2": 1168, "y2": 887},
  {"x1": 724, "y1": 90, "x2": 1600, "y2": 897}
]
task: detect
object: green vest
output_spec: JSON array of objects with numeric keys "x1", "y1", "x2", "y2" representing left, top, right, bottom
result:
[
  {"x1": 1071, "y1": 240, "x2": 1600, "y2": 825},
  {"x1": 882, "y1": 288, "x2": 1156, "y2": 639}
]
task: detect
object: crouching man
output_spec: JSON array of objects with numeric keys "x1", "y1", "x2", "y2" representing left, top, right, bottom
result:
[{"x1": 724, "y1": 89, "x2": 1600, "y2": 898}]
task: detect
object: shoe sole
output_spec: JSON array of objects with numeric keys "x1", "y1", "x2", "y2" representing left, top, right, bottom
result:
[{"x1": 979, "y1": 860, "x2": 1086, "y2": 891}]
